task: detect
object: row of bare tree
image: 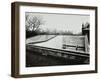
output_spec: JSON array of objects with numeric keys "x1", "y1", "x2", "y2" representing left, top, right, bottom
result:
[{"x1": 26, "y1": 15, "x2": 83, "y2": 38}]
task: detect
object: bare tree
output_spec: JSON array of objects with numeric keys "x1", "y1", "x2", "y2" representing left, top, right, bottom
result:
[{"x1": 25, "y1": 14, "x2": 44, "y2": 32}]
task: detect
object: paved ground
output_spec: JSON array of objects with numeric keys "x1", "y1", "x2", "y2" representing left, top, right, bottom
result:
[
  {"x1": 28, "y1": 35, "x2": 86, "y2": 52},
  {"x1": 26, "y1": 35, "x2": 56, "y2": 44},
  {"x1": 26, "y1": 35, "x2": 89, "y2": 67}
]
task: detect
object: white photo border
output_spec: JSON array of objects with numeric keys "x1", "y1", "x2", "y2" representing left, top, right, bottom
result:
[{"x1": 18, "y1": 4, "x2": 97, "y2": 75}]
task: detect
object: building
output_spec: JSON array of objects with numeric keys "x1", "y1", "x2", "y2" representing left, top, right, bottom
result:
[{"x1": 82, "y1": 22, "x2": 90, "y2": 43}]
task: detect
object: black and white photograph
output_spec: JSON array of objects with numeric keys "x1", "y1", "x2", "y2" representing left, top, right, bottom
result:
[
  {"x1": 26, "y1": 12, "x2": 90, "y2": 67},
  {"x1": 11, "y1": 2, "x2": 97, "y2": 77}
]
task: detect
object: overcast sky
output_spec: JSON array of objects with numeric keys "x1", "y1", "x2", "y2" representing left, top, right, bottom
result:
[{"x1": 26, "y1": 12, "x2": 90, "y2": 34}]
